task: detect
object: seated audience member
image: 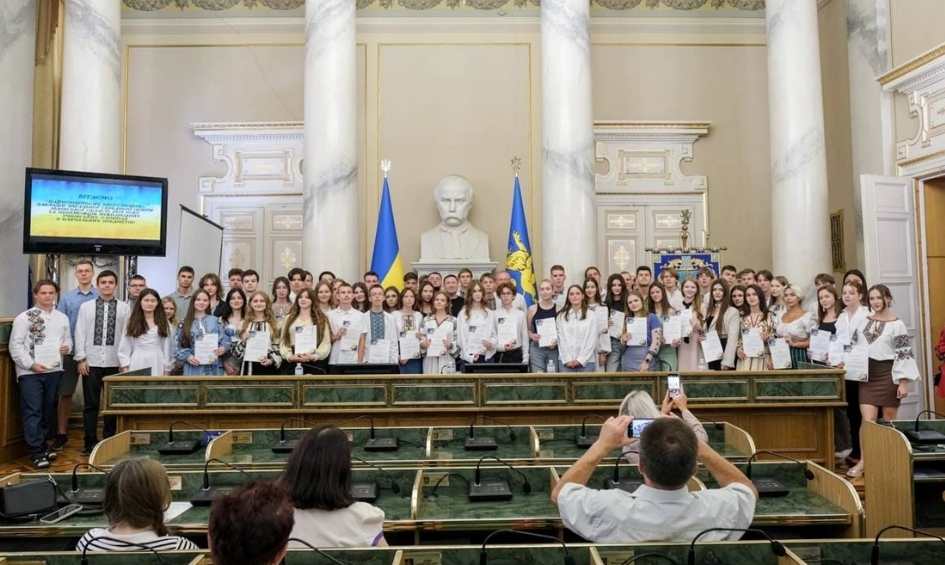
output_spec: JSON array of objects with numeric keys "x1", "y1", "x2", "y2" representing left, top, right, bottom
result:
[
  {"x1": 209, "y1": 481, "x2": 294, "y2": 565},
  {"x1": 617, "y1": 391, "x2": 707, "y2": 463},
  {"x1": 552, "y1": 416, "x2": 757, "y2": 543},
  {"x1": 281, "y1": 426, "x2": 387, "y2": 547},
  {"x1": 76, "y1": 458, "x2": 198, "y2": 552}
]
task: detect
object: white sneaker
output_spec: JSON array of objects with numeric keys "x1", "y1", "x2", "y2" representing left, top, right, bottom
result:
[
  {"x1": 846, "y1": 460, "x2": 865, "y2": 478},
  {"x1": 834, "y1": 448, "x2": 852, "y2": 460}
]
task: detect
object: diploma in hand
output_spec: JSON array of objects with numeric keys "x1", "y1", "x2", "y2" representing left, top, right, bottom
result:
[
  {"x1": 808, "y1": 330, "x2": 830, "y2": 362},
  {"x1": 627, "y1": 317, "x2": 647, "y2": 347},
  {"x1": 537, "y1": 318, "x2": 558, "y2": 348},
  {"x1": 243, "y1": 332, "x2": 269, "y2": 362},
  {"x1": 368, "y1": 340, "x2": 390, "y2": 364},
  {"x1": 701, "y1": 330, "x2": 723, "y2": 363},
  {"x1": 399, "y1": 334, "x2": 420, "y2": 360},
  {"x1": 742, "y1": 328, "x2": 765, "y2": 358},
  {"x1": 294, "y1": 326, "x2": 316, "y2": 355},
  {"x1": 662, "y1": 316, "x2": 682, "y2": 344},
  {"x1": 497, "y1": 317, "x2": 517, "y2": 347},
  {"x1": 769, "y1": 338, "x2": 792, "y2": 369},
  {"x1": 33, "y1": 340, "x2": 62, "y2": 369},
  {"x1": 195, "y1": 333, "x2": 218, "y2": 365},
  {"x1": 608, "y1": 311, "x2": 625, "y2": 339},
  {"x1": 427, "y1": 322, "x2": 451, "y2": 357}
]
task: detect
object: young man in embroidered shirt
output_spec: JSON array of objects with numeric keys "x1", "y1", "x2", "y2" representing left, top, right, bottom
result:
[
  {"x1": 74, "y1": 270, "x2": 130, "y2": 455},
  {"x1": 54, "y1": 259, "x2": 97, "y2": 450}
]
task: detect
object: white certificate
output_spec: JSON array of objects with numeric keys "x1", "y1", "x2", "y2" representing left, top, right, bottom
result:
[
  {"x1": 608, "y1": 311, "x2": 625, "y2": 339},
  {"x1": 496, "y1": 316, "x2": 517, "y2": 347},
  {"x1": 627, "y1": 317, "x2": 648, "y2": 347},
  {"x1": 368, "y1": 340, "x2": 390, "y2": 364},
  {"x1": 808, "y1": 330, "x2": 831, "y2": 362},
  {"x1": 465, "y1": 324, "x2": 484, "y2": 356},
  {"x1": 770, "y1": 338, "x2": 792, "y2": 369},
  {"x1": 243, "y1": 332, "x2": 269, "y2": 362},
  {"x1": 537, "y1": 318, "x2": 558, "y2": 348},
  {"x1": 595, "y1": 307, "x2": 610, "y2": 334},
  {"x1": 836, "y1": 327, "x2": 851, "y2": 346},
  {"x1": 427, "y1": 321, "x2": 452, "y2": 357},
  {"x1": 742, "y1": 328, "x2": 765, "y2": 358},
  {"x1": 339, "y1": 321, "x2": 361, "y2": 353},
  {"x1": 679, "y1": 309, "x2": 693, "y2": 338},
  {"x1": 845, "y1": 345, "x2": 869, "y2": 381},
  {"x1": 663, "y1": 316, "x2": 682, "y2": 345},
  {"x1": 195, "y1": 333, "x2": 218, "y2": 365},
  {"x1": 33, "y1": 341, "x2": 62, "y2": 369},
  {"x1": 398, "y1": 335, "x2": 420, "y2": 360},
  {"x1": 294, "y1": 326, "x2": 317, "y2": 355},
  {"x1": 828, "y1": 339, "x2": 845, "y2": 366},
  {"x1": 701, "y1": 330, "x2": 723, "y2": 363}
]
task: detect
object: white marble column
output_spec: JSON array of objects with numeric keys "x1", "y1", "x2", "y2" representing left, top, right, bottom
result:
[
  {"x1": 61, "y1": 0, "x2": 121, "y2": 175},
  {"x1": 0, "y1": 0, "x2": 36, "y2": 315},
  {"x1": 847, "y1": 0, "x2": 892, "y2": 267},
  {"x1": 303, "y1": 0, "x2": 360, "y2": 281},
  {"x1": 540, "y1": 0, "x2": 597, "y2": 278},
  {"x1": 766, "y1": 0, "x2": 832, "y2": 285}
]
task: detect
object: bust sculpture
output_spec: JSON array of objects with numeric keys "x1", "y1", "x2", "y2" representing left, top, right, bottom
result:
[{"x1": 419, "y1": 175, "x2": 491, "y2": 261}]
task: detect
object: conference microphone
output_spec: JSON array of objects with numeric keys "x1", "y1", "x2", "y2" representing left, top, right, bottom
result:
[
  {"x1": 285, "y1": 537, "x2": 348, "y2": 565},
  {"x1": 870, "y1": 525, "x2": 945, "y2": 565},
  {"x1": 350, "y1": 456, "x2": 401, "y2": 503},
  {"x1": 608, "y1": 456, "x2": 643, "y2": 493},
  {"x1": 80, "y1": 536, "x2": 163, "y2": 564},
  {"x1": 687, "y1": 528, "x2": 784, "y2": 565},
  {"x1": 271, "y1": 421, "x2": 298, "y2": 454},
  {"x1": 906, "y1": 410, "x2": 945, "y2": 444},
  {"x1": 190, "y1": 458, "x2": 251, "y2": 507},
  {"x1": 157, "y1": 420, "x2": 208, "y2": 455},
  {"x1": 465, "y1": 417, "x2": 498, "y2": 451},
  {"x1": 576, "y1": 415, "x2": 606, "y2": 448},
  {"x1": 621, "y1": 554, "x2": 681, "y2": 565},
  {"x1": 469, "y1": 455, "x2": 532, "y2": 502},
  {"x1": 348, "y1": 415, "x2": 399, "y2": 451},
  {"x1": 70, "y1": 463, "x2": 108, "y2": 506},
  {"x1": 479, "y1": 529, "x2": 575, "y2": 565},
  {"x1": 745, "y1": 450, "x2": 814, "y2": 497}
]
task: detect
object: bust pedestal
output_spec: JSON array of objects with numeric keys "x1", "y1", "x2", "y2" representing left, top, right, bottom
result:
[{"x1": 411, "y1": 260, "x2": 497, "y2": 278}]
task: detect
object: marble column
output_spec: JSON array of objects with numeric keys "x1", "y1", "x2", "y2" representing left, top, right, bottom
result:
[
  {"x1": 61, "y1": 0, "x2": 121, "y2": 175},
  {"x1": 540, "y1": 0, "x2": 597, "y2": 278},
  {"x1": 0, "y1": 0, "x2": 36, "y2": 315},
  {"x1": 766, "y1": 0, "x2": 832, "y2": 285},
  {"x1": 303, "y1": 0, "x2": 359, "y2": 281},
  {"x1": 847, "y1": 0, "x2": 892, "y2": 267}
]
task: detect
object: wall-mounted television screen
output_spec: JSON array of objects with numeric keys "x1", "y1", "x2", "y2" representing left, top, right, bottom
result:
[{"x1": 23, "y1": 168, "x2": 168, "y2": 256}]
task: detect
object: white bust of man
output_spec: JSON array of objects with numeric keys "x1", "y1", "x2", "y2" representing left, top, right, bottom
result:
[{"x1": 420, "y1": 175, "x2": 491, "y2": 261}]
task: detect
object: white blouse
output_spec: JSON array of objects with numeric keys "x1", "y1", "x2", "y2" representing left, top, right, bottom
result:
[
  {"x1": 118, "y1": 324, "x2": 174, "y2": 376},
  {"x1": 588, "y1": 304, "x2": 611, "y2": 353},
  {"x1": 556, "y1": 310, "x2": 598, "y2": 367},
  {"x1": 835, "y1": 306, "x2": 870, "y2": 347},
  {"x1": 494, "y1": 306, "x2": 529, "y2": 362},
  {"x1": 289, "y1": 503, "x2": 385, "y2": 548},
  {"x1": 862, "y1": 318, "x2": 920, "y2": 383},
  {"x1": 457, "y1": 308, "x2": 497, "y2": 363},
  {"x1": 776, "y1": 311, "x2": 816, "y2": 341}
]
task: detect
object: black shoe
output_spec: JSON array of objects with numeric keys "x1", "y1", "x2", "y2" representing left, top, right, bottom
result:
[
  {"x1": 45, "y1": 449, "x2": 58, "y2": 462},
  {"x1": 31, "y1": 455, "x2": 50, "y2": 469},
  {"x1": 50, "y1": 434, "x2": 68, "y2": 450}
]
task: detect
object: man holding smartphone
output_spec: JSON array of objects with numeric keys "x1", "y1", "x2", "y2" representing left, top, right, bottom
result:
[{"x1": 551, "y1": 415, "x2": 757, "y2": 543}]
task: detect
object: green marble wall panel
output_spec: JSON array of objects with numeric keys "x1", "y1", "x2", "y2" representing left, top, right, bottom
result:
[
  {"x1": 205, "y1": 384, "x2": 295, "y2": 406},
  {"x1": 482, "y1": 382, "x2": 567, "y2": 405},
  {"x1": 571, "y1": 380, "x2": 654, "y2": 403},
  {"x1": 682, "y1": 379, "x2": 749, "y2": 402},
  {"x1": 787, "y1": 540, "x2": 945, "y2": 564},
  {"x1": 392, "y1": 383, "x2": 477, "y2": 405},
  {"x1": 109, "y1": 384, "x2": 200, "y2": 407},
  {"x1": 223, "y1": 427, "x2": 431, "y2": 466},
  {"x1": 597, "y1": 543, "x2": 785, "y2": 565},
  {"x1": 398, "y1": 547, "x2": 597, "y2": 565},
  {"x1": 303, "y1": 383, "x2": 387, "y2": 406},
  {"x1": 754, "y1": 378, "x2": 841, "y2": 401},
  {"x1": 284, "y1": 548, "x2": 397, "y2": 565},
  {"x1": 417, "y1": 467, "x2": 557, "y2": 523},
  {"x1": 429, "y1": 426, "x2": 534, "y2": 462}
]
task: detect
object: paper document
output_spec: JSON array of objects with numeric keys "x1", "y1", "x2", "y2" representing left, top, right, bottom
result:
[
  {"x1": 537, "y1": 318, "x2": 558, "y2": 348},
  {"x1": 33, "y1": 341, "x2": 62, "y2": 369},
  {"x1": 627, "y1": 317, "x2": 647, "y2": 347},
  {"x1": 742, "y1": 328, "x2": 765, "y2": 358},
  {"x1": 770, "y1": 338, "x2": 792, "y2": 369},
  {"x1": 243, "y1": 332, "x2": 269, "y2": 362},
  {"x1": 195, "y1": 333, "x2": 218, "y2": 365},
  {"x1": 701, "y1": 331, "x2": 723, "y2": 363},
  {"x1": 293, "y1": 326, "x2": 316, "y2": 355}
]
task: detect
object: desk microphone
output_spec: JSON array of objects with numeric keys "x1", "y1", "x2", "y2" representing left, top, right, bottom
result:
[
  {"x1": 191, "y1": 458, "x2": 251, "y2": 506},
  {"x1": 479, "y1": 529, "x2": 574, "y2": 565},
  {"x1": 745, "y1": 450, "x2": 814, "y2": 497},
  {"x1": 907, "y1": 410, "x2": 945, "y2": 443},
  {"x1": 608, "y1": 457, "x2": 643, "y2": 493},
  {"x1": 469, "y1": 455, "x2": 531, "y2": 502},
  {"x1": 70, "y1": 463, "x2": 108, "y2": 505},
  {"x1": 465, "y1": 417, "x2": 498, "y2": 451},
  {"x1": 687, "y1": 528, "x2": 784, "y2": 565},
  {"x1": 80, "y1": 536, "x2": 163, "y2": 564},
  {"x1": 348, "y1": 415, "x2": 399, "y2": 451},
  {"x1": 285, "y1": 538, "x2": 347, "y2": 565},
  {"x1": 157, "y1": 420, "x2": 208, "y2": 455},
  {"x1": 621, "y1": 554, "x2": 681, "y2": 565},
  {"x1": 350, "y1": 456, "x2": 401, "y2": 503},
  {"x1": 271, "y1": 421, "x2": 298, "y2": 454},
  {"x1": 576, "y1": 415, "x2": 605, "y2": 448},
  {"x1": 870, "y1": 525, "x2": 945, "y2": 565}
]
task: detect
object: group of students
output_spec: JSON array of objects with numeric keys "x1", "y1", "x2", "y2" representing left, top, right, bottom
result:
[{"x1": 73, "y1": 389, "x2": 758, "y2": 563}]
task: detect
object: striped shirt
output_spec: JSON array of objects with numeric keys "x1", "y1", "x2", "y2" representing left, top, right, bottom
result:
[{"x1": 76, "y1": 528, "x2": 198, "y2": 552}]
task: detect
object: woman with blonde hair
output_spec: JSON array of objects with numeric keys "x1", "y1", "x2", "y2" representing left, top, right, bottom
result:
[
  {"x1": 776, "y1": 284, "x2": 815, "y2": 368},
  {"x1": 76, "y1": 458, "x2": 197, "y2": 552},
  {"x1": 616, "y1": 390, "x2": 707, "y2": 464},
  {"x1": 235, "y1": 291, "x2": 283, "y2": 375}
]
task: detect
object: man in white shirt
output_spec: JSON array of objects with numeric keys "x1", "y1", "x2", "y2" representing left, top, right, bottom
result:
[
  {"x1": 550, "y1": 264, "x2": 567, "y2": 309},
  {"x1": 328, "y1": 283, "x2": 367, "y2": 366},
  {"x1": 74, "y1": 270, "x2": 130, "y2": 454},
  {"x1": 552, "y1": 416, "x2": 757, "y2": 544},
  {"x1": 10, "y1": 280, "x2": 72, "y2": 469}
]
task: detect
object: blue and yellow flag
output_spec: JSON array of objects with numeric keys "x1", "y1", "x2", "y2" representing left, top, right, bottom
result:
[
  {"x1": 505, "y1": 174, "x2": 537, "y2": 306},
  {"x1": 370, "y1": 174, "x2": 405, "y2": 290}
]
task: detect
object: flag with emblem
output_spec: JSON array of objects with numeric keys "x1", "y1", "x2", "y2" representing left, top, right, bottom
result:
[
  {"x1": 370, "y1": 163, "x2": 405, "y2": 290},
  {"x1": 505, "y1": 169, "x2": 537, "y2": 306}
]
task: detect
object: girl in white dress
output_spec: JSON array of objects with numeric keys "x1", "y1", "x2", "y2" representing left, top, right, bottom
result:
[
  {"x1": 119, "y1": 289, "x2": 173, "y2": 376},
  {"x1": 422, "y1": 292, "x2": 459, "y2": 374},
  {"x1": 583, "y1": 278, "x2": 610, "y2": 370},
  {"x1": 457, "y1": 282, "x2": 497, "y2": 365}
]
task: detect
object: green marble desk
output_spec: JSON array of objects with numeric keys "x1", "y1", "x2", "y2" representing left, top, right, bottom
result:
[
  {"x1": 428, "y1": 425, "x2": 536, "y2": 465},
  {"x1": 785, "y1": 538, "x2": 945, "y2": 564},
  {"x1": 89, "y1": 429, "x2": 215, "y2": 470}
]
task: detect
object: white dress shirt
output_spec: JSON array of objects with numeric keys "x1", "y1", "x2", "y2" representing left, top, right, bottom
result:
[
  {"x1": 557, "y1": 482, "x2": 756, "y2": 543},
  {"x1": 556, "y1": 310, "x2": 598, "y2": 367},
  {"x1": 74, "y1": 298, "x2": 130, "y2": 368},
  {"x1": 10, "y1": 307, "x2": 72, "y2": 378}
]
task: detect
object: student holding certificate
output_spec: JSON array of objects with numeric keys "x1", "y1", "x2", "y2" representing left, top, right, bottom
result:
[
  {"x1": 775, "y1": 285, "x2": 815, "y2": 369},
  {"x1": 119, "y1": 288, "x2": 174, "y2": 377},
  {"x1": 620, "y1": 291, "x2": 662, "y2": 372},
  {"x1": 328, "y1": 284, "x2": 367, "y2": 367},
  {"x1": 422, "y1": 291, "x2": 459, "y2": 374},
  {"x1": 281, "y1": 289, "x2": 332, "y2": 374},
  {"x1": 556, "y1": 286, "x2": 598, "y2": 372},
  {"x1": 457, "y1": 282, "x2": 497, "y2": 364},
  {"x1": 365, "y1": 286, "x2": 399, "y2": 365},
  {"x1": 648, "y1": 282, "x2": 680, "y2": 371},
  {"x1": 10, "y1": 280, "x2": 72, "y2": 469},
  {"x1": 495, "y1": 282, "x2": 528, "y2": 364},
  {"x1": 236, "y1": 291, "x2": 283, "y2": 375},
  {"x1": 603, "y1": 274, "x2": 628, "y2": 371},
  {"x1": 676, "y1": 279, "x2": 704, "y2": 371},
  {"x1": 527, "y1": 280, "x2": 559, "y2": 373},
  {"x1": 835, "y1": 280, "x2": 869, "y2": 467},
  {"x1": 218, "y1": 288, "x2": 247, "y2": 375},
  {"x1": 703, "y1": 281, "x2": 740, "y2": 370},
  {"x1": 846, "y1": 284, "x2": 920, "y2": 479},
  {"x1": 809, "y1": 285, "x2": 840, "y2": 364},
  {"x1": 735, "y1": 285, "x2": 773, "y2": 371},
  {"x1": 175, "y1": 290, "x2": 228, "y2": 376},
  {"x1": 393, "y1": 288, "x2": 424, "y2": 374}
]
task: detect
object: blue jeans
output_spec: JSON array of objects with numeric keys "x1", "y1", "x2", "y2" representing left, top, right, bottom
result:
[
  {"x1": 18, "y1": 372, "x2": 62, "y2": 456},
  {"x1": 562, "y1": 361, "x2": 597, "y2": 373},
  {"x1": 529, "y1": 342, "x2": 558, "y2": 373},
  {"x1": 400, "y1": 358, "x2": 423, "y2": 374}
]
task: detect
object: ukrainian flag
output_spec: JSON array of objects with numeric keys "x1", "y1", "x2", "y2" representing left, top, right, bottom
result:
[
  {"x1": 505, "y1": 174, "x2": 537, "y2": 306},
  {"x1": 370, "y1": 173, "x2": 405, "y2": 290}
]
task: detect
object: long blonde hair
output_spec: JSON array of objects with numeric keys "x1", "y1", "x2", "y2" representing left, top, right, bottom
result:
[
  {"x1": 618, "y1": 390, "x2": 662, "y2": 419},
  {"x1": 241, "y1": 291, "x2": 279, "y2": 338}
]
